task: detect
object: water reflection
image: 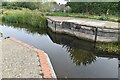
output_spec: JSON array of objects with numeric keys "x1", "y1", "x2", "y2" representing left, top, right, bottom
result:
[
  {"x1": 1, "y1": 23, "x2": 118, "y2": 78},
  {"x1": 1, "y1": 22, "x2": 118, "y2": 66},
  {"x1": 2, "y1": 22, "x2": 47, "y2": 35},
  {"x1": 47, "y1": 29, "x2": 120, "y2": 66},
  {"x1": 69, "y1": 48, "x2": 96, "y2": 66},
  {"x1": 47, "y1": 29, "x2": 97, "y2": 66}
]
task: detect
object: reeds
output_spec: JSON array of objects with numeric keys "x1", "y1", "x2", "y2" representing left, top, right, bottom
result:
[{"x1": 2, "y1": 9, "x2": 47, "y2": 28}]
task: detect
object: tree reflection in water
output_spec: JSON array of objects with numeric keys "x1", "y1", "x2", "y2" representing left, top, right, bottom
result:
[
  {"x1": 1, "y1": 23, "x2": 118, "y2": 66},
  {"x1": 68, "y1": 48, "x2": 96, "y2": 66},
  {"x1": 48, "y1": 29, "x2": 96, "y2": 66},
  {"x1": 2, "y1": 22, "x2": 47, "y2": 35}
]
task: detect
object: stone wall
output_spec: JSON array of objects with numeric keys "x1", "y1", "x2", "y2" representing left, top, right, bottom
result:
[{"x1": 47, "y1": 19, "x2": 119, "y2": 42}]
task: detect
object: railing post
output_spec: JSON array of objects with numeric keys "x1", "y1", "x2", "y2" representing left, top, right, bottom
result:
[
  {"x1": 118, "y1": 57, "x2": 120, "y2": 79},
  {"x1": 94, "y1": 27, "x2": 98, "y2": 43},
  {"x1": 55, "y1": 21, "x2": 56, "y2": 32},
  {"x1": 0, "y1": 32, "x2": 3, "y2": 37},
  {"x1": 93, "y1": 27, "x2": 98, "y2": 53},
  {"x1": 69, "y1": 22, "x2": 71, "y2": 29}
]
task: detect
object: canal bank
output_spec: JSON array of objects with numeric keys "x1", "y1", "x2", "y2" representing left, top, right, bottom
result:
[
  {"x1": 47, "y1": 16, "x2": 120, "y2": 42},
  {"x1": 1, "y1": 36, "x2": 56, "y2": 78}
]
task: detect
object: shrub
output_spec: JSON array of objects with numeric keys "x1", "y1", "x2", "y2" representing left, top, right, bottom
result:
[
  {"x1": 96, "y1": 41, "x2": 120, "y2": 54},
  {"x1": 2, "y1": 9, "x2": 47, "y2": 28}
]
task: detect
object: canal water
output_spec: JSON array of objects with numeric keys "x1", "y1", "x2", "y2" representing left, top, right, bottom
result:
[{"x1": 0, "y1": 23, "x2": 119, "y2": 78}]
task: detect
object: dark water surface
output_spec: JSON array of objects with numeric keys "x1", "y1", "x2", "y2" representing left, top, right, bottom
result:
[{"x1": 0, "y1": 24, "x2": 119, "y2": 78}]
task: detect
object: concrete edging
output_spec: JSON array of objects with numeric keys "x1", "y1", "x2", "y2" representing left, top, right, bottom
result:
[{"x1": 9, "y1": 37, "x2": 56, "y2": 78}]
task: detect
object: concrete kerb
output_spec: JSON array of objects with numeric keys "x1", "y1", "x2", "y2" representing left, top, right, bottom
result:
[{"x1": 9, "y1": 37, "x2": 57, "y2": 78}]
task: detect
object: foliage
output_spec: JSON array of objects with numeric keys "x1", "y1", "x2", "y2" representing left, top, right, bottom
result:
[
  {"x1": 45, "y1": 12, "x2": 119, "y2": 22},
  {"x1": 96, "y1": 41, "x2": 120, "y2": 54},
  {"x1": 96, "y1": 32, "x2": 120, "y2": 54},
  {"x1": 66, "y1": 2, "x2": 119, "y2": 16},
  {"x1": 2, "y1": 2, "x2": 119, "y2": 22},
  {"x1": 2, "y1": 9, "x2": 47, "y2": 28},
  {"x1": 2, "y1": 2, "x2": 55, "y2": 11}
]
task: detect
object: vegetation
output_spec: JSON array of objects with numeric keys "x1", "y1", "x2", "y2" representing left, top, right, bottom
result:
[
  {"x1": 45, "y1": 12, "x2": 119, "y2": 22},
  {"x1": 2, "y1": 2, "x2": 119, "y2": 22},
  {"x1": 66, "y1": 2, "x2": 119, "y2": 16},
  {"x1": 2, "y1": 9, "x2": 47, "y2": 28},
  {"x1": 96, "y1": 41, "x2": 120, "y2": 54},
  {"x1": 45, "y1": 2, "x2": 119, "y2": 22},
  {"x1": 2, "y1": 2, "x2": 55, "y2": 11}
]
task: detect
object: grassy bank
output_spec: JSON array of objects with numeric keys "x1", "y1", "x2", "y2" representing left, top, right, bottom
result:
[
  {"x1": 96, "y1": 41, "x2": 120, "y2": 54},
  {"x1": 45, "y1": 12, "x2": 119, "y2": 22},
  {"x1": 2, "y1": 9, "x2": 47, "y2": 28}
]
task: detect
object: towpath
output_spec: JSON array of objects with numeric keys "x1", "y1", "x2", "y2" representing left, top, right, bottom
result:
[
  {"x1": 1, "y1": 37, "x2": 42, "y2": 78},
  {"x1": 1, "y1": 36, "x2": 56, "y2": 78}
]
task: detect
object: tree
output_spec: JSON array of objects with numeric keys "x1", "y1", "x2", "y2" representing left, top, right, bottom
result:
[{"x1": 66, "y1": 2, "x2": 119, "y2": 16}]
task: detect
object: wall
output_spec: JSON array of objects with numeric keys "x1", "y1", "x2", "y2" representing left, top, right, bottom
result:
[{"x1": 47, "y1": 18, "x2": 119, "y2": 42}]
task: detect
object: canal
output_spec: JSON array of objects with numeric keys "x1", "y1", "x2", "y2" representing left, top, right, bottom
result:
[{"x1": 0, "y1": 23, "x2": 119, "y2": 78}]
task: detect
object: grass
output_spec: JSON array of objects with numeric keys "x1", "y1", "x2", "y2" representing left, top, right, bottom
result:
[
  {"x1": 96, "y1": 41, "x2": 120, "y2": 54},
  {"x1": 2, "y1": 9, "x2": 47, "y2": 28},
  {"x1": 44, "y1": 12, "x2": 119, "y2": 22}
]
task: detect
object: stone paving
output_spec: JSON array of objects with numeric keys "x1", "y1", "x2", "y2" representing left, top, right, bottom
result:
[{"x1": 1, "y1": 38, "x2": 43, "y2": 78}]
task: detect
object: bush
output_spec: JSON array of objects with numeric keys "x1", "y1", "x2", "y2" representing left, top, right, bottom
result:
[
  {"x1": 2, "y1": 9, "x2": 47, "y2": 28},
  {"x1": 96, "y1": 41, "x2": 120, "y2": 54},
  {"x1": 117, "y1": 18, "x2": 120, "y2": 22}
]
